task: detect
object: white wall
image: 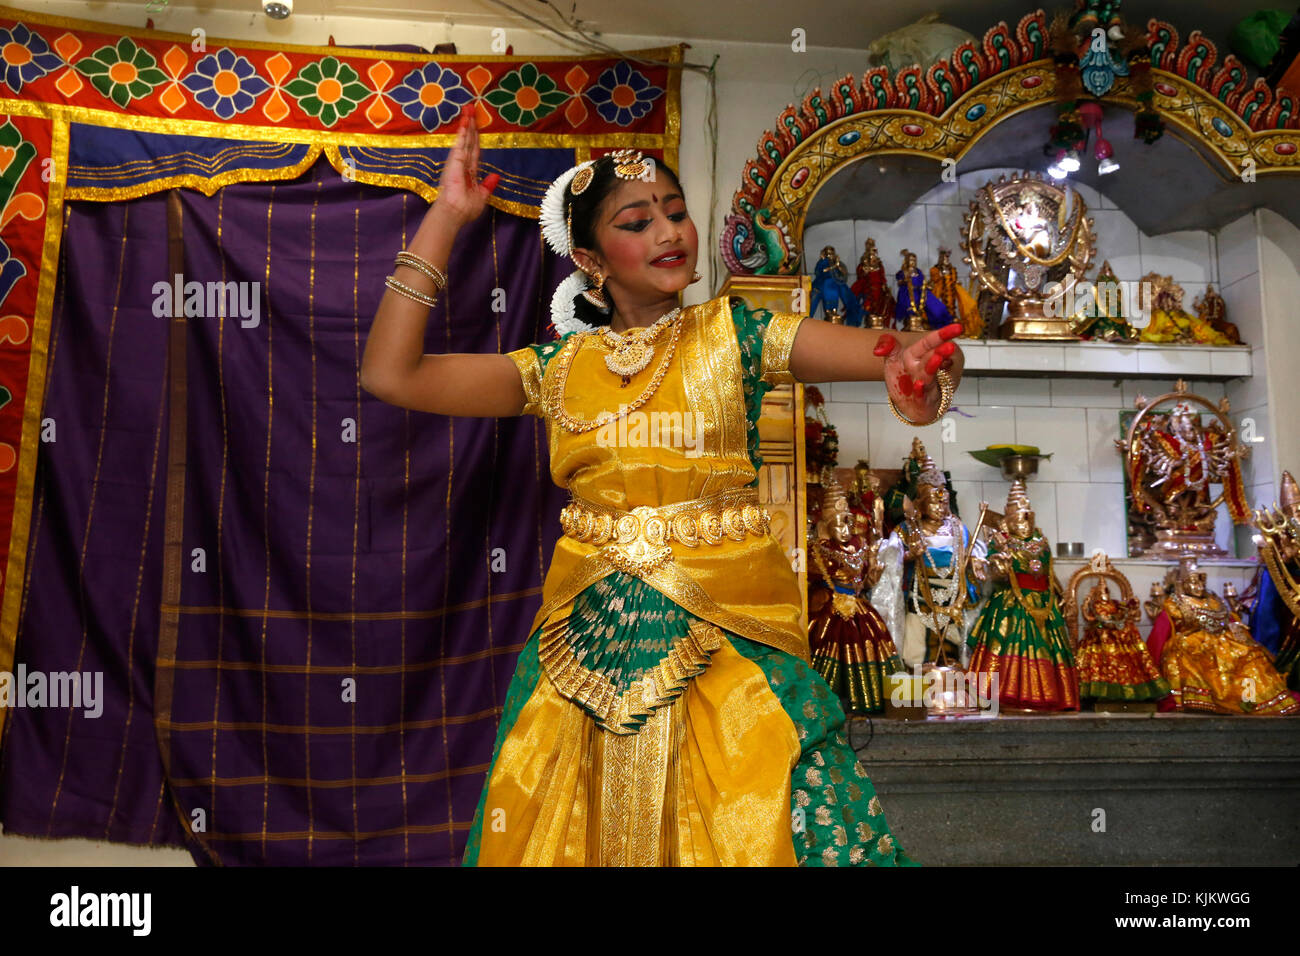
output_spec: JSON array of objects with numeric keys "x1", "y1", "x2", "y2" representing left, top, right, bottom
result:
[{"x1": 1256, "y1": 209, "x2": 1300, "y2": 485}]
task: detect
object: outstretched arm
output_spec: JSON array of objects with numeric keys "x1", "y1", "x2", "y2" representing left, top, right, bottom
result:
[
  {"x1": 361, "y1": 107, "x2": 523, "y2": 417},
  {"x1": 788, "y1": 319, "x2": 965, "y2": 424}
]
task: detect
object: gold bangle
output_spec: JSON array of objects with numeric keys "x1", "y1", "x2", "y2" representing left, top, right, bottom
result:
[
  {"x1": 394, "y1": 251, "x2": 447, "y2": 291},
  {"x1": 888, "y1": 370, "x2": 953, "y2": 427},
  {"x1": 385, "y1": 274, "x2": 438, "y2": 308}
]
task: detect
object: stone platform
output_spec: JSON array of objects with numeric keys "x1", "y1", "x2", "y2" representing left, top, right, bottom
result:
[{"x1": 849, "y1": 713, "x2": 1300, "y2": 866}]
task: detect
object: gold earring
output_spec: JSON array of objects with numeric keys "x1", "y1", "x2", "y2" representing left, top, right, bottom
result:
[{"x1": 582, "y1": 269, "x2": 608, "y2": 309}]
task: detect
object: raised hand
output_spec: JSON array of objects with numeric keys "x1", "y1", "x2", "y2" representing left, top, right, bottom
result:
[
  {"x1": 873, "y1": 323, "x2": 962, "y2": 423},
  {"x1": 434, "y1": 105, "x2": 500, "y2": 226}
]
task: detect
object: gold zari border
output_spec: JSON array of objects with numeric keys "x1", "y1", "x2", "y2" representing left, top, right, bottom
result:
[
  {"x1": 760, "y1": 311, "x2": 806, "y2": 386},
  {"x1": 596, "y1": 691, "x2": 679, "y2": 865},
  {"x1": 506, "y1": 346, "x2": 544, "y2": 416}
]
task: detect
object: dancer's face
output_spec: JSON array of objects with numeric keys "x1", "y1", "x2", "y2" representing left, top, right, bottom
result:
[{"x1": 577, "y1": 175, "x2": 698, "y2": 303}]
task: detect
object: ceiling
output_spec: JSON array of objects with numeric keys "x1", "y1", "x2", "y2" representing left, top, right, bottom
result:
[
  {"x1": 807, "y1": 103, "x2": 1300, "y2": 235},
  {"x1": 173, "y1": 0, "x2": 1250, "y2": 54}
]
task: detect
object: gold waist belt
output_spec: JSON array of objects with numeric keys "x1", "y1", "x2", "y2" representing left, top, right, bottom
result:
[{"x1": 559, "y1": 488, "x2": 772, "y2": 574}]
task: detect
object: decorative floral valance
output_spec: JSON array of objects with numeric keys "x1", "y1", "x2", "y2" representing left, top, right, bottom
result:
[{"x1": 0, "y1": 3, "x2": 682, "y2": 666}]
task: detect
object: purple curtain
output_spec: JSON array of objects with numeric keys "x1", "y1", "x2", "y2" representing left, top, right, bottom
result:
[{"x1": 0, "y1": 155, "x2": 569, "y2": 865}]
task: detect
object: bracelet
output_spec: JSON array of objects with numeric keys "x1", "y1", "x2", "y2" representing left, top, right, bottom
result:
[
  {"x1": 394, "y1": 251, "x2": 447, "y2": 291},
  {"x1": 385, "y1": 274, "x2": 438, "y2": 308},
  {"x1": 888, "y1": 370, "x2": 954, "y2": 427}
]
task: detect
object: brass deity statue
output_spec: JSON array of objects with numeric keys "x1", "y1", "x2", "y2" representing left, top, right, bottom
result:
[
  {"x1": 929, "y1": 247, "x2": 981, "y2": 337},
  {"x1": 1251, "y1": 470, "x2": 1300, "y2": 688},
  {"x1": 807, "y1": 473, "x2": 903, "y2": 713},
  {"x1": 961, "y1": 172, "x2": 1096, "y2": 340},
  {"x1": 1193, "y1": 284, "x2": 1240, "y2": 345},
  {"x1": 850, "y1": 239, "x2": 894, "y2": 329},
  {"x1": 890, "y1": 456, "x2": 987, "y2": 668},
  {"x1": 1148, "y1": 559, "x2": 1297, "y2": 715},
  {"x1": 1139, "y1": 274, "x2": 1236, "y2": 345},
  {"x1": 1117, "y1": 381, "x2": 1251, "y2": 557}
]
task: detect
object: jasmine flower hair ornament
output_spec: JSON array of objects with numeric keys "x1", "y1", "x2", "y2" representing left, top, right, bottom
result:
[{"x1": 540, "y1": 159, "x2": 602, "y2": 336}]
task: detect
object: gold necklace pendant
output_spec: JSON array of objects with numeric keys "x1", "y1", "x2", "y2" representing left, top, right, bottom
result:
[
  {"x1": 598, "y1": 308, "x2": 681, "y2": 385},
  {"x1": 603, "y1": 337, "x2": 654, "y2": 384}
]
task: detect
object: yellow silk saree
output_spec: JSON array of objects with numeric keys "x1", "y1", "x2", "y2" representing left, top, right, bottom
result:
[{"x1": 462, "y1": 294, "x2": 916, "y2": 866}]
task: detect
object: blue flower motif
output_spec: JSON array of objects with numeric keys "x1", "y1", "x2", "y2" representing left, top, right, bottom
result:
[
  {"x1": 0, "y1": 23, "x2": 65, "y2": 94},
  {"x1": 587, "y1": 61, "x2": 662, "y2": 127},
  {"x1": 181, "y1": 48, "x2": 270, "y2": 119},
  {"x1": 390, "y1": 63, "x2": 474, "y2": 131}
]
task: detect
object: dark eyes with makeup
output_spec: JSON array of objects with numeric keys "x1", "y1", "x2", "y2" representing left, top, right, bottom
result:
[{"x1": 617, "y1": 211, "x2": 688, "y2": 232}]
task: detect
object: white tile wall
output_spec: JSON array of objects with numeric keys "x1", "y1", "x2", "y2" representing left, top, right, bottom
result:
[
  {"x1": 1139, "y1": 231, "x2": 1214, "y2": 283},
  {"x1": 1015, "y1": 406, "x2": 1090, "y2": 482},
  {"x1": 975, "y1": 376, "x2": 1048, "y2": 406},
  {"x1": 942, "y1": 403, "x2": 1016, "y2": 481},
  {"x1": 1056, "y1": 482, "x2": 1127, "y2": 556},
  {"x1": 1088, "y1": 208, "x2": 1142, "y2": 279},
  {"x1": 1219, "y1": 270, "x2": 1263, "y2": 346},
  {"x1": 1216, "y1": 212, "x2": 1261, "y2": 287}
]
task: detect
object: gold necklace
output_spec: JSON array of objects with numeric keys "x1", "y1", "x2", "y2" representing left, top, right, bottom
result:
[
  {"x1": 598, "y1": 307, "x2": 681, "y2": 385},
  {"x1": 547, "y1": 314, "x2": 685, "y2": 434}
]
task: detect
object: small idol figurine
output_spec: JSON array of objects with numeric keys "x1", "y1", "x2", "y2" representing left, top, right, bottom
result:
[
  {"x1": 889, "y1": 456, "x2": 987, "y2": 668},
  {"x1": 810, "y1": 245, "x2": 864, "y2": 326},
  {"x1": 928, "y1": 248, "x2": 981, "y2": 337},
  {"x1": 850, "y1": 458, "x2": 885, "y2": 541},
  {"x1": 850, "y1": 238, "x2": 895, "y2": 329},
  {"x1": 1193, "y1": 284, "x2": 1241, "y2": 345},
  {"x1": 1147, "y1": 559, "x2": 1297, "y2": 714},
  {"x1": 882, "y1": 437, "x2": 957, "y2": 536},
  {"x1": 1252, "y1": 471, "x2": 1300, "y2": 689},
  {"x1": 1073, "y1": 260, "x2": 1137, "y2": 342},
  {"x1": 1077, "y1": 579, "x2": 1171, "y2": 703},
  {"x1": 807, "y1": 474, "x2": 904, "y2": 714},
  {"x1": 1139, "y1": 274, "x2": 1234, "y2": 345},
  {"x1": 894, "y1": 249, "x2": 953, "y2": 332},
  {"x1": 966, "y1": 480, "x2": 1080, "y2": 712}
]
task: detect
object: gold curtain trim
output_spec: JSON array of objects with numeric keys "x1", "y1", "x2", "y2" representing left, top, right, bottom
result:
[
  {"x1": 538, "y1": 611, "x2": 724, "y2": 734},
  {"x1": 0, "y1": 118, "x2": 67, "y2": 747}
]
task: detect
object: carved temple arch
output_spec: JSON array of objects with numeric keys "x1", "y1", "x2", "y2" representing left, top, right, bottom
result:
[{"x1": 720, "y1": 9, "x2": 1300, "y2": 276}]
